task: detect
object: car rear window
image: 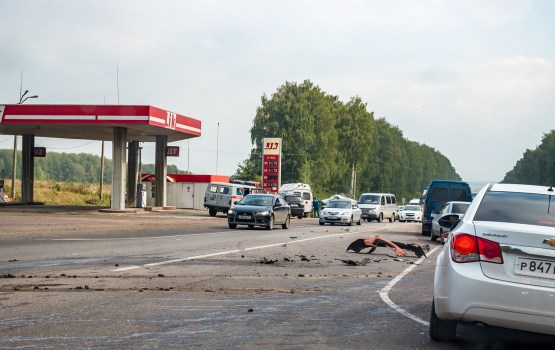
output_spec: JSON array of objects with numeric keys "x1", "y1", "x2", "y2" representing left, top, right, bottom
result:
[
  {"x1": 474, "y1": 191, "x2": 555, "y2": 227},
  {"x1": 285, "y1": 196, "x2": 302, "y2": 204},
  {"x1": 451, "y1": 203, "x2": 470, "y2": 213},
  {"x1": 431, "y1": 187, "x2": 448, "y2": 201},
  {"x1": 451, "y1": 188, "x2": 468, "y2": 201}
]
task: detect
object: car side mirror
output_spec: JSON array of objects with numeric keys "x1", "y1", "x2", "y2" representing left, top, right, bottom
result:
[
  {"x1": 438, "y1": 214, "x2": 459, "y2": 228},
  {"x1": 233, "y1": 201, "x2": 238, "y2": 205},
  {"x1": 274, "y1": 202, "x2": 281, "y2": 207}
]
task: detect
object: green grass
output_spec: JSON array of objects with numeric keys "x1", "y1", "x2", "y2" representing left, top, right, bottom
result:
[{"x1": 3, "y1": 180, "x2": 111, "y2": 206}]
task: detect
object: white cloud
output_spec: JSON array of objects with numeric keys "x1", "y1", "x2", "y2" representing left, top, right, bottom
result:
[{"x1": 0, "y1": 0, "x2": 553, "y2": 182}]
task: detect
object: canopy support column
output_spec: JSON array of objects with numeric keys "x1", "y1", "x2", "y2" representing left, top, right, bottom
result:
[
  {"x1": 155, "y1": 135, "x2": 167, "y2": 207},
  {"x1": 127, "y1": 141, "x2": 139, "y2": 207},
  {"x1": 111, "y1": 127, "x2": 127, "y2": 210},
  {"x1": 21, "y1": 134, "x2": 34, "y2": 204}
]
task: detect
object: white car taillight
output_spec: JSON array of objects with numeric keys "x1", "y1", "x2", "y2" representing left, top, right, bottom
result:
[{"x1": 451, "y1": 233, "x2": 503, "y2": 264}]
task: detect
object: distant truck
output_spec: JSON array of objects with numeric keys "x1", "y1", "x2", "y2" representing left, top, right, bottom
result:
[{"x1": 278, "y1": 183, "x2": 313, "y2": 217}]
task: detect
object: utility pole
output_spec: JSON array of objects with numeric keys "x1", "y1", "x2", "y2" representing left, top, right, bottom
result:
[{"x1": 12, "y1": 71, "x2": 38, "y2": 199}]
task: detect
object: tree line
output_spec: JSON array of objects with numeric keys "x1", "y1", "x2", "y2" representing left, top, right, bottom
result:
[
  {"x1": 233, "y1": 80, "x2": 461, "y2": 200},
  {"x1": 502, "y1": 130, "x2": 555, "y2": 186},
  {"x1": 0, "y1": 149, "x2": 185, "y2": 184}
]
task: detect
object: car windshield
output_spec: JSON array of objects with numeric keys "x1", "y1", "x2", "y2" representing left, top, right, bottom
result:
[
  {"x1": 358, "y1": 195, "x2": 380, "y2": 204},
  {"x1": 474, "y1": 191, "x2": 555, "y2": 227},
  {"x1": 451, "y1": 203, "x2": 470, "y2": 213},
  {"x1": 238, "y1": 195, "x2": 273, "y2": 207},
  {"x1": 404, "y1": 205, "x2": 420, "y2": 211},
  {"x1": 326, "y1": 200, "x2": 351, "y2": 209}
]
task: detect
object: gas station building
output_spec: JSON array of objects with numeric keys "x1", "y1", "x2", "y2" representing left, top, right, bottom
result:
[{"x1": 0, "y1": 104, "x2": 202, "y2": 211}]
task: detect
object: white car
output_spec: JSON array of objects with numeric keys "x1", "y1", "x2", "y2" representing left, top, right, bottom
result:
[
  {"x1": 430, "y1": 183, "x2": 555, "y2": 342},
  {"x1": 430, "y1": 201, "x2": 471, "y2": 243},
  {"x1": 398, "y1": 204, "x2": 421, "y2": 222},
  {"x1": 319, "y1": 199, "x2": 362, "y2": 226}
]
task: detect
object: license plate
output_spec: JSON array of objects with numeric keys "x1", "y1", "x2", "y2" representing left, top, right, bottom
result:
[
  {"x1": 238, "y1": 215, "x2": 251, "y2": 220},
  {"x1": 515, "y1": 257, "x2": 555, "y2": 279}
]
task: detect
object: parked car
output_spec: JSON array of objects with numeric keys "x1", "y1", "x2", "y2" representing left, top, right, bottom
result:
[
  {"x1": 278, "y1": 183, "x2": 313, "y2": 217},
  {"x1": 421, "y1": 180, "x2": 473, "y2": 235},
  {"x1": 227, "y1": 194, "x2": 291, "y2": 230},
  {"x1": 430, "y1": 201, "x2": 471, "y2": 243},
  {"x1": 430, "y1": 183, "x2": 555, "y2": 342},
  {"x1": 358, "y1": 193, "x2": 397, "y2": 222},
  {"x1": 320, "y1": 194, "x2": 351, "y2": 209},
  {"x1": 398, "y1": 204, "x2": 422, "y2": 222},
  {"x1": 283, "y1": 195, "x2": 304, "y2": 219},
  {"x1": 319, "y1": 199, "x2": 362, "y2": 226}
]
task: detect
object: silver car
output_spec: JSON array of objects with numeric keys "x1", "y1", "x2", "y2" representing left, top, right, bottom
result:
[
  {"x1": 430, "y1": 183, "x2": 555, "y2": 342},
  {"x1": 430, "y1": 201, "x2": 470, "y2": 243},
  {"x1": 319, "y1": 199, "x2": 362, "y2": 226}
]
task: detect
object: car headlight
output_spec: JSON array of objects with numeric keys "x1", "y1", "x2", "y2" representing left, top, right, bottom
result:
[
  {"x1": 257, "y1": 211, "x2": 269, "y2": 216},
  {"x1": 228, "y1": 209, "x2": 235, "y2": 214}
]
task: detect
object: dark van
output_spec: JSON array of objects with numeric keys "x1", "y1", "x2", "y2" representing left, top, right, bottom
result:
[{"x1": 421, "y1": 180, "x2": 472, "y2": 235}]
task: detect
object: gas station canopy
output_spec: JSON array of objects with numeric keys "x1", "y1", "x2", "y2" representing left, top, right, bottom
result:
[
  {"x1": 0, "y1": 104, "x2": 201, "y2": 142},
  {"x1": 0, "y1": 104, "x2": 202, "y2": 210}
]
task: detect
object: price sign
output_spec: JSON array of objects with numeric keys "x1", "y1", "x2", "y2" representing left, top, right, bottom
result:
[
  {"x1": 262, "y1": 138, "x2": 281, "y2": 193},
  {"x1": 33, "y1": 147, "x2": 46, "y2": 157}
]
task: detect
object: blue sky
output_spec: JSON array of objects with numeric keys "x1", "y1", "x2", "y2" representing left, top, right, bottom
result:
[{"x1": 1, "y1": 0, "x2": 554, "y2": 182}]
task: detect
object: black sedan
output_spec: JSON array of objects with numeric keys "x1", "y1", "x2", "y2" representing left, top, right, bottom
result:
[
  {"x1": 227, "y1": 194, "x2": 291, "y2": 230},
  {"x1": 283, "y1": 195, "x2": 304, "y2": 219}
]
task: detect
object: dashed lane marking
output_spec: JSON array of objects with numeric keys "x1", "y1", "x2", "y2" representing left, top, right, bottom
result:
[{"x1": 111, "y1": 226, "x2": 393, "y2": 272}]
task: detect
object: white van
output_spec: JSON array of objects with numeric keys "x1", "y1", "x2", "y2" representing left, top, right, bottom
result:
[
  {"x1": 204, "y1": 182, "x2": 259, "y2": 216},
  {"x1": 278, "y1": 183, "x2": 313, "y2": 217},
  {"x1": 358, "y1": 193, "x2": 397, "y2": 222}
]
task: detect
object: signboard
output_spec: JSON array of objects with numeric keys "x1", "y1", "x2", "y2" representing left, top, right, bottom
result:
[
  {"x1": 165, "y1": 146, "x2": 180, "y2": 157},
  {"x1": 262, "y1": 137, "x2": 282, "y2": 193},
  {"x1": 33, "y1": 147, "x2": 46, "y2": 157}
]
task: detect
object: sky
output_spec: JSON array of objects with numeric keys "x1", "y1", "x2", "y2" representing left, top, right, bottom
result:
[{"x1": 1, "y1": 0, "x2": 554, "y2": 183}]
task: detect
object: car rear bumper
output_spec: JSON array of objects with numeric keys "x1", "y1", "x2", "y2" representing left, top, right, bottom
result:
[
  {"x1": 319, "y1": 215, "x2": 351, "y2": 224},
  {"x1": 434, "y1": 256, "x2": 555, "y2": 335}
]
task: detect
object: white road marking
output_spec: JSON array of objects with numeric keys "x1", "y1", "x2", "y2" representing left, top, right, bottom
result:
[
  {"x1": 111, "y1": 227, "x2": 390, "y2": 272},
  {"x1": 379, "y1": 245, "x2": 442, "y2": 326}
]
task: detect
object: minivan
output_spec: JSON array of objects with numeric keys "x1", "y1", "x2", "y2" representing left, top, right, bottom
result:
[
  {"x1": 421, "y1": 180, "x2": 472, "y2": 235},
  {"x1": 204, "y1": 182, "x2": 259, "y2": 216},
  {"x1": 358, "y1": 193, "x2": 397, "y2": 222}
]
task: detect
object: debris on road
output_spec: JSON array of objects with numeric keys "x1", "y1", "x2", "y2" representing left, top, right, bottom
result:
[
  {"x1": 258, "y1": 257, "x2": 278, "y2": 264},
  {"x1": 336, "y1": 257, "x2": 371, "y2": 266},
  {"x1": 346, "y1": 236, "x2": 429, "y2": 258}
]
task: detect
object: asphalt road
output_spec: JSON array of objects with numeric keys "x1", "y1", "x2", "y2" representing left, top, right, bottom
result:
[{"x1": 1, "y1": 206, "x2": 553, "y2": 349}]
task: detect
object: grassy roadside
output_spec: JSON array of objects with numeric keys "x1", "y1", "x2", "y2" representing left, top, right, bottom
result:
[{"x1": 2, "y1": 180, "x2": 111, "y2": 206}]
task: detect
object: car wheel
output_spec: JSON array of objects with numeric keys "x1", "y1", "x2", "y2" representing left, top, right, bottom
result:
[
  {"x1": 267, "y1": 215, "x2": 274, "y2": 230},
  {"x1": 209, "y1": 208, "x2": 217, "y2": 217},
  {"x1": 298, "y1": 215, "x2": 303, "y2": 219},
  {"x1": 349, "y1": 216, "x2": 354, "y2": 226},
  {"x1": 282, "y1": 215, "x2": 290, "y2": 229},
  {"x1": 431, "y1": 232, "x2": 438, "y2": 241},
  {"x1": 377, "y1": 213, "x2": 383, "y2": 222},
  {"x1": 248, "y1": 225, "x2": 254, "y2": 229},
  {"x1": 429, "y1": 299, "x2": 457, "y2": 341},
  {"x1": 228, "y1": 223, "x2": 237, "y2": 229},
  {"x1": 319, "y1": 222, "x2": 325, "y2": 226},
  {"x1": 367, "y1": 217, "x2": 372, "y2": 222}
]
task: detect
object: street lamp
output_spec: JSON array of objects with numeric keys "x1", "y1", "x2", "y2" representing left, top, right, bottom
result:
[{"x1": 12, "y1": 89, "x2": 39, "y2": 199}]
